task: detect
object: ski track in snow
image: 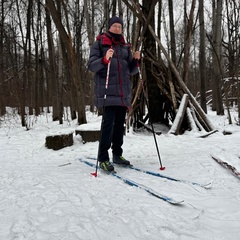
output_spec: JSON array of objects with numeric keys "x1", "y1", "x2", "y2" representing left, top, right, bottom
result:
[{"x1": 0, "y1": 112, "x2": 240, "y2": 240}]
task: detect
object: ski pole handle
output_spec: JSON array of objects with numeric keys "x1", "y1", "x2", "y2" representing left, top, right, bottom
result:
[{"x1": 106, "y1": 46, "x2": 113, "y2": 60}]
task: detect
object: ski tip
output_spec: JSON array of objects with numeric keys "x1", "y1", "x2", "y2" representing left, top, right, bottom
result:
[
  {"x1": 160, "y1": 166, "x2": 166, "y2": 171},
  {"x1": 203, "y1": 182, "x2": 212, "y2": 189},
  {"x1": 169, "y1": 200, "x2": 184, "y2": 205}
]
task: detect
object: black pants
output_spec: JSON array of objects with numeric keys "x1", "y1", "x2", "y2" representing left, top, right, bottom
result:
[{"x1": 98, "y1": 106, "x2": 127, "y2": 162}]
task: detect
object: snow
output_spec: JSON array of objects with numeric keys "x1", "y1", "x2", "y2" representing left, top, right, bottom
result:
[{"x1": 1, "y1": 108, "x2": 240, "y2": 240}]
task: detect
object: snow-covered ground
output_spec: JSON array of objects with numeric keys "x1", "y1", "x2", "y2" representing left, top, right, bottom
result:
[{"x1": 0, "y1": 108, "x2": 240, "y2": 240}]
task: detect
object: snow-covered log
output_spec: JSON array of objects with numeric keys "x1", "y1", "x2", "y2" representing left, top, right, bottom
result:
[
  {"x1": 186, "y1": 107, "x2": 198, "y2": 132},
  {"x1": 169, "y1": 94, "x2": 189, "y2": 134}
]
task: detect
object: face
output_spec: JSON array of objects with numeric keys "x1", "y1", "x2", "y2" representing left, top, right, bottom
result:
[{"x1": 109, "y1": 23, "x2": 122, "y2": 34}]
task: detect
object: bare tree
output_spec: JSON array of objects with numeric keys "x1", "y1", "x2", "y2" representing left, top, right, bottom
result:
[
  {"x1": 20, "y1": 0, "x2": 33, "y2": 128},
  {"x1": 45, "y1": 0, "x2": 86, "y2": 125},
  {"x1": 45, "y1": 0, "x2": 58, "y2": 119},
  {"x1": 212, "y1": 0, "x2": 224, "y2": 115}
]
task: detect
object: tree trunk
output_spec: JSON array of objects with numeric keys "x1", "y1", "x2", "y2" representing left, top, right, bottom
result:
[
  {"x1": 168, "y1": 0, "x2": 176, "y2": 64},
  {"x1": 199, "y1": 0, "x2": 207, "y2": 113},
  {"x1": 142, "y1": 0, "x2": 163, "y2": 123},
  {"x1": 183, "y1": 0, "x2": 196, "y2": 84},
  {"x1": 45, "y1": 2, "x2": 57, "y2": 116},
  {"x1": 84, "y1": 0, "x2": 94, "y2": 46},
  {"x1": 0, "y1": 0, "x2": 5, "y2": 115},
  {"x1": 212, "y1": 0, "x2": 224, "y2": 115},
  {"x1": 20, "y1": 0, "x2": 33, "y2": 128}
]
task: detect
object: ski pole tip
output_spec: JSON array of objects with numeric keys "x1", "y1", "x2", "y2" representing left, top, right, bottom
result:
[
  {"x1": 160, "y1": 167, "x2": 166, "y2": 171},
  {"x1": 91, "y1": 172, "x2": 98, "y2": 177}
]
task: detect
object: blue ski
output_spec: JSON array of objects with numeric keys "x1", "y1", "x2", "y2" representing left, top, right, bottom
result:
[
  {"x1": 79, "y1": 159, "x2": 184, "y2": 205},
  {"x1": 85, "y1": 157, "x2": 212, "y2": 189},
  {"x1": 124, "y1": 165, "x2": 212, "y2": 189}
]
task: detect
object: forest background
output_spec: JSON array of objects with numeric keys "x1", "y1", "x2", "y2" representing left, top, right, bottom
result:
[{"x1": 0, "y1": 0, "x2": 239, "y2": 131}]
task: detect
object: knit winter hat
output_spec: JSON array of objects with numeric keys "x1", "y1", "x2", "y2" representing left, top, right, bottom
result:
[{"x1": 108, "y1": 16, "x2": 123, "y2": 29}]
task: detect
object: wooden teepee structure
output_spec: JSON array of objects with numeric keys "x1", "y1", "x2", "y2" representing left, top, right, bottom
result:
[{"x1": 126, "y1": 1, "x2": 216, "y2": 135}]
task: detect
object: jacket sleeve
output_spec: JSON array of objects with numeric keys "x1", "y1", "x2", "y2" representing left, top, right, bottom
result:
[{"x1": 88, "y1": 41, "x2": 106, "y2": 73}]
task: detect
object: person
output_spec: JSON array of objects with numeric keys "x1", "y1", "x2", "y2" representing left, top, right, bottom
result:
[{"x1": 88, "y1": 16, "x2": 141, "y2": 172}]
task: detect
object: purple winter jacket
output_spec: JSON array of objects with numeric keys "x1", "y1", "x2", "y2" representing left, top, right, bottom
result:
[{"x1": 88, "y1": 32, "x2": 138, "y2": 108}]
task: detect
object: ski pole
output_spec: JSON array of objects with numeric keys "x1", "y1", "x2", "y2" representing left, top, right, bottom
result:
[
  {"x1": 137, "y1": 62, "x2": 165, "y2": 171},
  {"x1": 91, "y1": 53, "x2": 112, "y2": 177}
]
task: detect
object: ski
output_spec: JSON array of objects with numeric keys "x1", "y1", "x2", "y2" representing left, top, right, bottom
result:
[
  {"x1": 121, "y1": 165, "x2": 212, "y2": 189},
  {"x1": 85, "y1": 157, "x2": 212, "y2": 189},
  {"x1": 79, "y1": 159, "x2": 184, "y2": 205},
  {"x1": 211, "y1": 155, "x2": 240, "y2": 179}
]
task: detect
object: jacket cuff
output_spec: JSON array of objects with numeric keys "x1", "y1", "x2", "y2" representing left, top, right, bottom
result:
[{"x1": 102, "y1": 56, "x2": 110, "y2": 65}]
